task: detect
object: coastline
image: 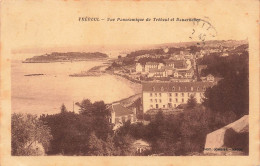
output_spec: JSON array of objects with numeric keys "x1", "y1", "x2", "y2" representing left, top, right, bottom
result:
[{"x1": 22, "y1": 58, "x2": 109, "y2": 63}]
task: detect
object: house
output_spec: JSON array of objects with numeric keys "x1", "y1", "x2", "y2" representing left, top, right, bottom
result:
[
  {"x1": 206, "y1": 74, "x2": 215, "y2": 82},
  {"x1": 148, "y1": 68, "x2": 168, "y2": 78},
  {"x1": 136, "y1": 63, "x2": 144, "y2": 73},
  {"x1": 165, "y1": 60, "x2": 175, "y2": 68},
  {"x1": 145, "y1": 62, "x2": 164, "y2": 72},
  {"x1": 172, "y1": 60, "x2": 187, "y2": 69},
  {"x1": 108, "y1": 103, "x2": 137, "y2": 130},
  {"x1": 221, "y1": 53, "x2": 229, "y2": 57},
  {"x1": 161, "y1": 66, "x2": 174, "y2": 76},
  {"x1": 142, "y1": 82, "x2": 215, "y2": 113},
  {"x1": 133, "y1": 139, "x2": 151, "y2": 154}
]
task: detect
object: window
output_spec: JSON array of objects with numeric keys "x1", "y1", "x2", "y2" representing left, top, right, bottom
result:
[
  {"x1": 182, "y1": 98, "x2": 184, "y2": 103},
  {"x1": 159, "y1": 99, "x2": 162, "y2": 103},
  {"x1": 150, "y1": 93, "x2": 153, "y2": 97},
  {"x1": 172, "y1": 86, "x2": 175, "y2": 91},
  {"x1": 153, "y1": 87, "x2": 155, "y2": 91},
  {"x1": 182, "y1": 93, "x2": 184, "y2": 97},
  {"x1": 150, "y1": 105, "x2": 153, "y2": 108},
  {"x1": 155, "y1": 99, "x2": 157, "y2": 103},
  {"x1": 175, "y1": 93, "x2": 178, "y2": 97},
  {"x1": 159, "y1": 93, "x2": 161, "y2": 97},
  {"x1": 161, "y1": 87, "x2": 164, "y2": 91},
  {"x1": 197, "y1": 87, "x2": 200, "y2": 91},
  {"x1": 150, "y1": 99, "x2": 153, "y2": 102},
  {"x1": 203, "y1": 86, "x2": 206, "y2": 91},
  {"x1": 188, "y1": 93, "x2": 190, "y2": 97},
  {"x1": 169, "y1": 98, "x2": 172, "y2": 102},
  {"x1": 176, "y1": 98, "x2": 178, "y2": 102},
  {"x1": 163, "y1": 105, "x2": 165, "y2": 108},
  {"x1": 168, "y1": 103, "x2": 172, "y2": 108},
  {"x1": 155, "y1": 93, "x2": 157, "y2": 97},
  {"x1": 169, "y1": 93, "x2": 172, "y2": 97}
]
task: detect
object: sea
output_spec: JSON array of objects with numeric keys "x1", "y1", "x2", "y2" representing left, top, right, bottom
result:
[{"x1": 11, "y1": 60, "x2": 140, "y2": 115}]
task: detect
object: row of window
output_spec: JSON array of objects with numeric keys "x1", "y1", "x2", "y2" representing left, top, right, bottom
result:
[
  {"x1": 150, "y1": 98, "x2": 185, "y2": 103},
  {"x1": 150, "y1": 92, "x2": 203, "y2": 97},
  {"x1": 152, "y1": 86, "x2": 206, "y2": 92},
  {"x1": 150, "y1": 104, "x2": 177, "y2": 109}
]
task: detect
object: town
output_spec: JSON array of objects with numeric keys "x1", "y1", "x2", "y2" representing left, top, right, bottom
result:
[{"x1": 12, "y1": 40, "x2": 249, "y2": 156}]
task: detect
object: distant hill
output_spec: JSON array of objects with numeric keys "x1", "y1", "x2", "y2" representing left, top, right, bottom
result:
[
  {"x1": 23, "y1": 52, "x2": 108, "y2": 63},
  {"x1": 124, "y1": 40, "x2": 248, "y2": 58}
]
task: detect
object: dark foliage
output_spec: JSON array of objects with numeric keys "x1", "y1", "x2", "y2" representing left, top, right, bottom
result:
[
  {"x1": 12, "y1": 113, "x2": 52, "y2": 156},
  {"x1": 186, "y1": 95, "x2": 197, "y2": 109},
  {"x1": 202, "y1": 50, "x2": 249, "y2": 117},
  {"x1": 25, "y1": 52, "x2": 108, "y2": 62}
]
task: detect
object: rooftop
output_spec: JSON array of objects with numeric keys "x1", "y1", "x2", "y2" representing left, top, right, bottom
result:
[
  {"x1": 108, "y1": 103, "x2": 134, "y2": 117},
  {"x1": 146, "y1": 62, "x2": 160, "y2": 65}
]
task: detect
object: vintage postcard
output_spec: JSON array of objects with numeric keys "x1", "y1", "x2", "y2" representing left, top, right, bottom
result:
[{"x1": 0, "y1": 0, "x2": 259, "y2": 166}]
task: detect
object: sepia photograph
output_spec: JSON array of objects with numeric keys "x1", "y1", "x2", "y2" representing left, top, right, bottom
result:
[
  {"x1": 11, "y1": 40, "x2": 249, "y2": 156},
  {"x1": 0, "y1": 0, "x2": 259, "y2": 166}
]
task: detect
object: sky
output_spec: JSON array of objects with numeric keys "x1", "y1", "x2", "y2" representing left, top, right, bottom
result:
[{"x1": 0, "y1": 0, "x2": 257, "y2": 59}]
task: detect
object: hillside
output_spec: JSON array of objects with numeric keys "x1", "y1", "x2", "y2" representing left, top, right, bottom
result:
[{"x1": 23, "y1": 52, "x2": 108, "y2": 63}]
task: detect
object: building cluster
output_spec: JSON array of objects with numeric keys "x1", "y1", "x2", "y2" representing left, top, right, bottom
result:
[
  {"x1": 135, "y1": 59, "x2": 195, "y2": 79},
  {"x1": 108, "y1": 47, "x2": 222, "y2": 131}
]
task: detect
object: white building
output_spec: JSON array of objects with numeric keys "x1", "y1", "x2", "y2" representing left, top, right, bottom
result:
[
  {"x1": 142, "y1": 82, "x2": 215, "y2": 113},
  {"x1": 108, "y1": 103, "x2": 137, "y2": 130},
  {"x1": 136, "y1": 63, "x2": 144, "y2": 73},
  {"x1": 145, "y1": 62, "x2": 164, "y2": 72}
]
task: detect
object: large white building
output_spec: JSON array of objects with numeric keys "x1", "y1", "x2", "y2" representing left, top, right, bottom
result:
[{"x1": 142, "y1": 82, "x2": 215, "y2": 113}]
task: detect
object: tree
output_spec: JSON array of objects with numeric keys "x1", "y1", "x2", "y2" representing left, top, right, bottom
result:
[
  {"x1": 75, "y1": 99, "x2": 92, "y2": 115},
  {"x1": 40, "y1": 111, "x2": 92, "y2": 155},
  {"x1": 60, "y1": 103, "x2": 68, "y2": 113},
  {"x1": 12, "y1": 113, "x2": 52, "y2": 156},
  {"x1": 187, "y1": 95, "x2": 197, "y2": 109},
  {"x1": 203, "y1": 71, "x2": 249, "y2": 117},
  {"x1": 103, "y1": 134, "x2": 116, "y2": 156},
  {"x1": 88, "y1": 132, "x2": 105, "y2": 156},
  {"x1": 114, "y1": 134, "x2": 136, "y2": 156},
  {"x1": 179, "y1": 107, "x2": 211, "y2": 154}
]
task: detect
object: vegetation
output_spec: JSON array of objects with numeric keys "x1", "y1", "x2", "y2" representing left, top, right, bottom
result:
[
  {"x1": 186, "y1": 95, "x2": 197, "y2": 109},
  {"x1": 24, "y1": 52, "x2": 108, "y2": 63},
  {"x1": 11, "y1": 113, "x2": 52, "y2": 156},
  {"x1": 201, "y1": 45, "x2": 249, "y2": 117}
]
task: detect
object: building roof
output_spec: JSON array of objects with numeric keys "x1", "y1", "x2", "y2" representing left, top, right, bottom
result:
[
  {"x1": 133, "y1": 139, "x2": 150, "y2": 147},
  {"x1": 164, "y1": 60, "x2": 186, "y2": 68},
  {"x1": 108, "y1": 103, "x2": 133, "y2": 117},
  {"x1": 146, "y1": 62, "x2": 159, "y2": 65},
  {"x1": 161, "y1": 66, "x2": 174, "y2": 70},
  {"x1": 165, "y1": 60, "x2": 175, "y2": 65},
  {"x1": 149, "y1": 68, "x2": 165, "y2": 73},
  {"x1": 142, "y1": 81, "x2": 215, "y2": 92},
  {"x1": 207, "y1": 74, "x2": 214, "y2": 77}
]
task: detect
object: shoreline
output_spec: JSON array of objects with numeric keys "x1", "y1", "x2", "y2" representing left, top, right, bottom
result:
[{"x1": 13, "y1": 61, "x2": 142, "y2": 116}]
